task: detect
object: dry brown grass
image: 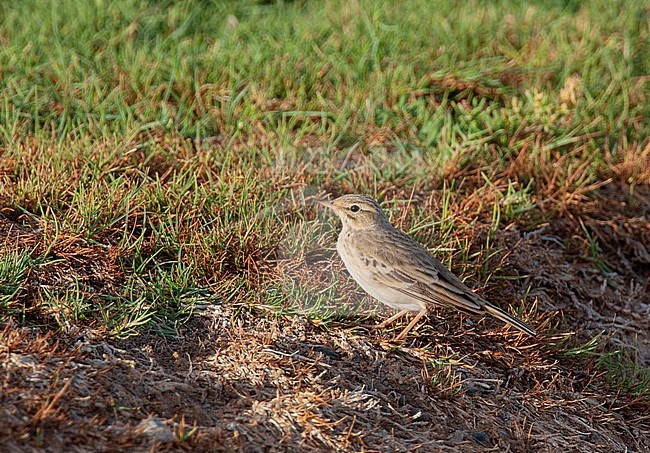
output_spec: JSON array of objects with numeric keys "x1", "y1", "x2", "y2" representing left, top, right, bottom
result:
[
  {"x1": 2, "y1": 306, "x2": 647, "y2": 452},
  {"x1": 2, "y1": 177, "x2": 649, "y2": 451},
  {"x1": 2, "y1": 0, "x2": 649, "y2": 450}
]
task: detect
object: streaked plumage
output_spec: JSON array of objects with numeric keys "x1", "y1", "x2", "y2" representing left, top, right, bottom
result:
[{"x1": 319, "y1": 194, "x2": 535, "y2": 340}]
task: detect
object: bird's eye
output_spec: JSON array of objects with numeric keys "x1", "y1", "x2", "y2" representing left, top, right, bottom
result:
[{"x1": 350, "y1": 205, "x2": 360, "y2": 213}]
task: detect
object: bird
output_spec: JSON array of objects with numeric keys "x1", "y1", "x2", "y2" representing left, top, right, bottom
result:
[{"x1": 318, "y1": 194, "x2": 536, "y2": 340}]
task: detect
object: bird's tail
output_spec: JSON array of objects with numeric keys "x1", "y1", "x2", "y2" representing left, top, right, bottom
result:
[{"x1": 484, "y1": 302, "x2": 536, "y2": 336}]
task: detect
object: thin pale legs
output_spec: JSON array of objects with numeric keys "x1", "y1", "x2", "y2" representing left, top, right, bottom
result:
[
  {"x1": 394, "y1": 307, "x2": 428, "y2": 341},
  {"x1": 361, "y1": 309, "x2": 410, "y2": 330}
]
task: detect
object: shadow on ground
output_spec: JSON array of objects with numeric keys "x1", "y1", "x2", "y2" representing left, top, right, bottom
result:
[{"x1": 1, "y1": 180, "x2": 649, "y2": 451}]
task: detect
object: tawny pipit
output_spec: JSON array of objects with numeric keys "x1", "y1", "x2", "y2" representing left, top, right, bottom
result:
[{"x1": 319, "y1": 194, "x2": 536, "y2": 340}]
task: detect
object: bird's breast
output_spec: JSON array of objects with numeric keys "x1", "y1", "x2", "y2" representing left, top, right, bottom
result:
[{"x1": 336, "y1": 230, "x2": 424, "y2": 311}]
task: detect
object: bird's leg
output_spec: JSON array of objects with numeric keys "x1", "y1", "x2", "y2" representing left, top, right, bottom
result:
[
  {"x1": 394, "y1": 307, "x2": 428, "y2": 341},
  {"x1": 361, "y1": 309, "x2": 410, "y2": 330}
]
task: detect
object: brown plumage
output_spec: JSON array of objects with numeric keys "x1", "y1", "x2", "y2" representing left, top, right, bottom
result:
[{"x1": 319, "y1": 194, "x2": 536, "y2": 340}]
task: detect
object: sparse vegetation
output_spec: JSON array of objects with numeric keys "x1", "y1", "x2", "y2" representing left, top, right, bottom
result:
[{"x1": 1, "y1": 0, "x2": 648, "y2": 451}]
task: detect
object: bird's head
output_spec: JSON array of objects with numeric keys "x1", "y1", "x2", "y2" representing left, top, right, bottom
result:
[{"x1": 318, "y1": 194, "x2": 389, "y2": 230}]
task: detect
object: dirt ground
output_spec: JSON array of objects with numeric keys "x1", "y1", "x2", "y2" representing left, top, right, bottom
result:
[{"x1": 1, "y1": 180, "x2": 649, "y2": 452}]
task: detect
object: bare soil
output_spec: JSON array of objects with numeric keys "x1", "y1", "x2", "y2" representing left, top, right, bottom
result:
[{"x1": 1, "y1": 180, "x2": 649, "y2": 452}]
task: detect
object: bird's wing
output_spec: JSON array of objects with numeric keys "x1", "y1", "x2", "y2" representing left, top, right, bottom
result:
[
  {"x1": 357, "y1": 231, "x2": 486, "y2": 315},
  {"x1": 390, "y1": 268, "x2": 485, "y2": 315}
]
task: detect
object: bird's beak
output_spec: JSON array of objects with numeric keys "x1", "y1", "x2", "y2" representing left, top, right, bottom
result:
[{"x1": 316, "y1": 199, "x2": 335, "y2": 210}]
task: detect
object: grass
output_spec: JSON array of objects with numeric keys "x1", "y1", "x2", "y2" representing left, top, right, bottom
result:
[{"x1": 1, "y1": 0, "x2": 649, "y2": 450}]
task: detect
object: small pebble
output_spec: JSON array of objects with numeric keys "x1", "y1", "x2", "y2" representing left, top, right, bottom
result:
[
  {"x1": 582, "y1": 432, "x2": 600, "y2": 444},
  {"x1": 471, "y1": 431, "x2": 490, "y2": 445},
  {"x1": 411, "y1": 411, "x2": 430, "y2": 423},
  {"x1": 137, "y1": 418, "x2": 175, "y2": 443},
  {"x1": 312, "y1": 346, "x2": 341, "y2": 361}
]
